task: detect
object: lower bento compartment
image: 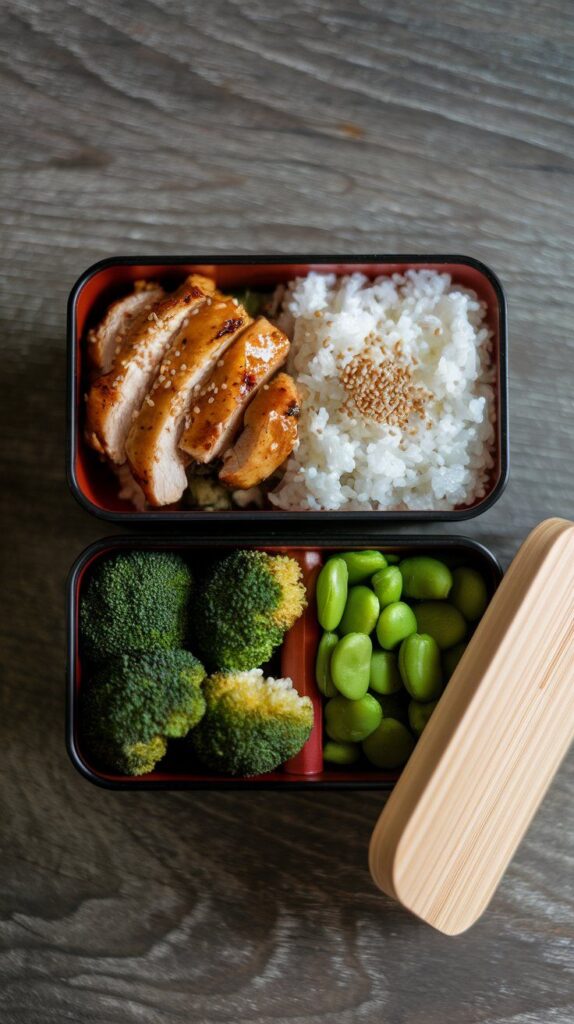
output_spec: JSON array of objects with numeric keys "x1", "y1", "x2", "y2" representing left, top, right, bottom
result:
[{"x1": 67, "y1": 534, "x2": 502, "y2": 790}]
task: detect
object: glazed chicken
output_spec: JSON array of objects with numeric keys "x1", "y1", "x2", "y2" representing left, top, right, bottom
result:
[
  {"x1": 83, "y1": 275, "x2": 302, "y2": 509},
  {"x1": 125, "y1": 294, "x2": 251, "y2": 506},
  {"x1": 85, "y1": 275, "x2": 215, "y2": 463},
  {"x1": 86, "y1": 281, "x2": 164, "y2": 375},
  {"x1": 219, "y1": 373, "x2": 300, "y2": 490},
  {"x1": 179, "y1": 317, "x2": 290, "y2": 465}
]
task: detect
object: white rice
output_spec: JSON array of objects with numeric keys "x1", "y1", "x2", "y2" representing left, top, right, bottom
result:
[{"x1": 269, "y1": 271, "x2": 496, "y2": 512}]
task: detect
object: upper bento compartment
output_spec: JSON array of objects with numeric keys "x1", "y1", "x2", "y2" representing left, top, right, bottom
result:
[{"x1": 68, "y1": 256, "x2": 507, "y2": 521}]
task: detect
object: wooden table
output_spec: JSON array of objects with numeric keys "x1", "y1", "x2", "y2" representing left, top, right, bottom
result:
[{"x1": 1, "y1": 2, "x2": 573, "y2": 1021}]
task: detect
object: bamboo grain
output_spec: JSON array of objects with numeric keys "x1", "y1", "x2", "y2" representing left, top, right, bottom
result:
[{"x1": 369, "y1": 519, "x2": 574, "y2": 935}]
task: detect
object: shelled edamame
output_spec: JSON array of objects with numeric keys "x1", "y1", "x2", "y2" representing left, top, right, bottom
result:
[{"x1": 315, "y1": 550, "x2": 490, "y2": 772}]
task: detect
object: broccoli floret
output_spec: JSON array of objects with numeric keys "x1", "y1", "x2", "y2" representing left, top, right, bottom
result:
[
  {"x1": 190, "y1": 669, "x2": 313, "y2": 776},
  {"x1": 82, "y1": 649, "x2": 206, "y2": 775},
  {"x1": 193, "y1": 549, "x2": 307, "y2": 670},
  {"x1": 230, "y1": 288, "x2": 269, "y2": 317},
  {"x1": 186, "y1": 473, "x2": 232, "y2": 511},
  {"x1": 80, "y1": 551, "x2": 193, "y2": 662}
]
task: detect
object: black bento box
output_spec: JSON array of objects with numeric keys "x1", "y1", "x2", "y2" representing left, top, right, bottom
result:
[
  {"x1": 67, "y1": 531, "x2": 503, "y2": 791},
  {"x1": 67, "y1": 255, "x2": 509, "y2": 523}
]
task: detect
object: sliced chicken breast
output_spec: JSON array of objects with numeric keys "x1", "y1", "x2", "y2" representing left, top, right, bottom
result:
[
  {"x1": 219, "y1": 373, "x2": 300, "y2": 490},
  {"x1": 179, "y1": 317, "x2": 290, "y2": 464},
  {"x1": 87, "y1": 280, "x2": 165, "y2": 375},
  {"x1": 85, "y1": 274, "x2": 215, "y2": 463},
  {"x1": 125, "y1": 295, "x2": 251, "y2": 506}
]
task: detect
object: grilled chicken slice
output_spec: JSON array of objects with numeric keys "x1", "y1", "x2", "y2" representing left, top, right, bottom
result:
[
  {"x1": 87, "y1": 281, "x2": 165, "y2": 375},
  {"x1": 85, "y1": 275, "x2": 215, "y2": 463},
  {"x1": 219, "y1": 372, "x2": 300, "y2": 490},
  {"x1": 179, "y1": 317, "x2": 290, "y2": 464},
  {"x1": 125, "y1": 295, "x2": 252, "y2": 506}
]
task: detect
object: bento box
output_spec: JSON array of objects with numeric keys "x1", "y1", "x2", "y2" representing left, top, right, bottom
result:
[
  {"x1": 67, "y1": 531, "x2": 503, "y2": 790},
  {"x1": 67, "y1": 255, "x2": 508, "y2": 523}
]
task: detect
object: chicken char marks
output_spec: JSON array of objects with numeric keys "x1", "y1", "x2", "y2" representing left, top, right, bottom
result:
[
  {"x1": 219, "y1": 372, "x2": 300, "y2": 490},
  {"x1": 125, "y1": 293, "x2": 252, "y2": 506},
  {"x1": 179, "y1": 317, "x2": 290, "y2": 465},
  {"x1": 85, "y1": 275, "x2": 215, "y2": 463},
  {"x1": 83, "y1": 274, "x2": 302, "y2": 509}
]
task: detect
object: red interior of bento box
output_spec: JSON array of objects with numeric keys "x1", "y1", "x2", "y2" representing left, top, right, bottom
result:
[
  {"x1": 70, "y1": 258, "x2": 506, "y2": 516},
  {"x1": 70, "y1": 538, "x2": 502, "y2": 788}
]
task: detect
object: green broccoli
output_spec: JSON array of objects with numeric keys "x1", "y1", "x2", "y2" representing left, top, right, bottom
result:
[
  {"x1": 186, "y1": 472, "x2": 232, "y2": 511},
  {"x1": 230, "y1": 288, "x2": 269, "y2": 318},
  {"x1": 192, "y1": 549, "x2": 307, "y2": 670},
  {"x1": 80, "y1": 551, "x2": 193, "y2": 662},
  {"x1": 82, "y1": 649, "x2": 206, "y2": 775},
  {"x1": 190, "y1": 669, "x2": 313, "y2": 776}
]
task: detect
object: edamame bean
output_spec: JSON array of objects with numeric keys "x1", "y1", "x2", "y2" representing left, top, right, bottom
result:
[
  {"x1": 316, "y1": 557, "x2": 348, "y2": 630},
  {"x1": 451, "y1": 567, "x2": 488, "y2": 621},
  {"x1": 399, "y1": 556, "x2": 453, "y2": 600},
  {"x1": 398, "y1": 632, "x2": 443, "y2": 701},
  {"x1": 371, "y1": 566, "x2": 403, "y2": 607},
  {"x1": 408, "y1": 699, "x2": 438, "y2": 737},
  {"x1": 414, "y1": 601, "x2": 467, "y2": 650},
  {"x1": 374, "y1": 691, "x2": 410, "y2": 726},
  {"x1": 315, "y1": 632, "x2": 339, "y2": 697},
  {"x1": 384, "y1": 553, "x2": 400, "y2": 564},
  {"x1": 362, "y1": 718, "x2": 415, "y2": 769},
  {"x1": 338, "y1": 550, "x2": 387, "y2": 584},
  {"x1": 323, "y1": 740, "x2": 361, "y2": 765},
  {"x1": 369, "y1": 650, "x2": 402, "y2": 694},
  {"x1": 442, "y1": 641, "x2": 468, "y2": 679},
  {"x1": 330, "y1": 633, "x2": 372, "y2": 699},
  {"x1": 339, "y1": 586, "x2": 380, "y2": 636},
  {"x1": 376, "y1": 601, "x2": 417, "y2": 650},
  {"x1": 325, "y1": 693, "x2": 382, "y2": 743}
]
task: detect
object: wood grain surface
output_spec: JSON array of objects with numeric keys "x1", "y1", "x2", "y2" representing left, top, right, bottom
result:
[{"x1": 0, "y1": 1, "x2": 573, "y2": 1021}]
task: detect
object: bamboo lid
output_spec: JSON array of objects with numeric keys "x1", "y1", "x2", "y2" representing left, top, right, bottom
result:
[{"x1": 369, "y1": 518, "x2": 574, "y2": 935}]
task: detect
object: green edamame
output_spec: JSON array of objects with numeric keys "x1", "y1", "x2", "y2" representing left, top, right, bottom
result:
[
  {"x1": 339, "y1": 586, "x2": 380, "y2": 636},
  {"x1": 338, "y1": 550, "x2": 387, "y2": 584},
  {"x1": 317, "y1": 546, "x2": 490, "y2": 775},
  {"x1": 414, "y1": 601, "x2": 467, "y2": 650},
  {"x1": 408, "y1": 699, "x2": 438, "y2": 737},
  {"x1": 369, "y1": 650, "x2": 402, "y2": 694},
  {"x1": 323, "y1": 740, "x2": 361, "y2": 765},
  {"x1": 325, "y1": 693, "x2": 382, "y2": 743},
  {"x1": 315, "y1": 632, "x2": 339, "y2": 697},
  {"x1": 451, "y1": 567, "x2": 488, "y2": 621},
  {"x1": 330, "y1": 633, "x2": 372, "y2": 699},
  {"x1": 316, "y1": 557, "x2": 348, "y2": 630},
  {"x1": 362, "y1": 718, "x2": 415, "y2": 769},
  {"x1": 399, "y1": 556, "x2": 453, "y2": 600},
  {"x1": 443, "y1": 641, "x2": 468, "y2": 679},
  {"x1": 371, "y1": 566, "x2": 403, "y2": 608},
  {"x1": 376, "y1": 601, "x2": 417, "y2": 650},
  {"x1": 398, "y1": 632, "x2": 443, "y2": 701}
]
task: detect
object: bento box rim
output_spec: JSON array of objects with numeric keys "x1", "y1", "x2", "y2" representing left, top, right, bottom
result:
[
  {"x1": 66, "y1": 253, "x2": 509, "y2": 524},
  {"x1": 66, "y1": 530, "x2": 504, "y2": 792}
]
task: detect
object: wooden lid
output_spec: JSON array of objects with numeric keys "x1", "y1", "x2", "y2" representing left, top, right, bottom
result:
[{"x1": 369, "y1": 518, "x2": 574, "y2": 935}]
